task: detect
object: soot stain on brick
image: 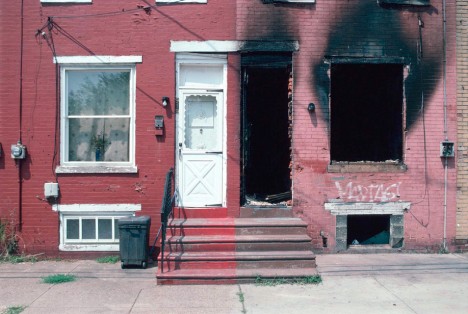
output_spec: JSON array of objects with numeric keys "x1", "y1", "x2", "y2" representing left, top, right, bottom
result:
[
  {"x1": 313, "y1": 2, "x2": 441, "y2": 130},
  {"x1": 241, "y1": 5, "x2": 296, "y2": 43}
]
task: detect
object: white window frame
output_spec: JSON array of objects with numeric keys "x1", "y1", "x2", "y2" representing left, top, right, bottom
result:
[
  {"x1": 53, "y1": 203, "x2": 141, "y2": 251},
  {"x1": 55, "y1": 56, "x2": 142, "y2": 174}
]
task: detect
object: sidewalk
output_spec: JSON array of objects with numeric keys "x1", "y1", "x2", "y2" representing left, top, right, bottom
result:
[{"x1": 0, "y1": 253, "x2": 467, "y2": 314}]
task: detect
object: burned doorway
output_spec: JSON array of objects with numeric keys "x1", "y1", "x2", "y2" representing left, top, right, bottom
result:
[{"x1": 241, "y1": 54, "x2": 292, "y2": 205}]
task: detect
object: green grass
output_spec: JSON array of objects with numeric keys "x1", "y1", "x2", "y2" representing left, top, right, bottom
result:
[
  {"x1": 41, "y1": 274, "x2": 76, "y2": 284},
  {"x1": 96, "y1": 256, "x2": 120, "y2": 264},
  {"x1": 0, "y1": 255, "x2": 38, "y2": 264},
  {"x1": 2, "y1": 306, "x2": 26, "y2": 314},
  {"x1": 255, "y1": 274, "x2": 322, "y2": 286},
  {"x1": 237, "y1": 285, "x2": 247, "y2": 314}
]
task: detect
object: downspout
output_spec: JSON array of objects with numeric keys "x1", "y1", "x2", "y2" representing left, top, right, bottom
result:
[
  {"x1": 17, "y1": 0, "x2": 24, "y2": 232},
  {"x1": 442, "y1": 0, "x2": 448, "y2": 250}
]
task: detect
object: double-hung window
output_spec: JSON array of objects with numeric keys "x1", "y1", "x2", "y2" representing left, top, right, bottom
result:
[{"x1": 56, "y1": 56, "x2": 141, "y2": 173}]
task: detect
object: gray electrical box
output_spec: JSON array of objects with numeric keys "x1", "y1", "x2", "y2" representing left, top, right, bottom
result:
[
  {"x1": 44, "y1": 182, "x2": 59, "y2": 198},
  {"x1": 440, "y1": 141, "x2": 455, "y2": 158}
]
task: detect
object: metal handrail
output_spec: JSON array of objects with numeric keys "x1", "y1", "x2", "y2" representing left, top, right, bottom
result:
[{"x1": 159, "y1": 167, "x2": 175, "y2": 273}]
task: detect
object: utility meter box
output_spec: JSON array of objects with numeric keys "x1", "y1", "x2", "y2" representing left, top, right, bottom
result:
[
  {"x1": 11, "y1": 142, "x2": 26, "y2": 159},
  {"x1": 44, "y1": 182, "x2": 59, "y2": 198},
  {"x1": 440, "y1": 141, "x2": 455, "y2": 158}
]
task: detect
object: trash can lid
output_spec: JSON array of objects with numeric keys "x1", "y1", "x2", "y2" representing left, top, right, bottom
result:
[{"x1": 118, "y1": 215, "x2": 151, "y2": 226}]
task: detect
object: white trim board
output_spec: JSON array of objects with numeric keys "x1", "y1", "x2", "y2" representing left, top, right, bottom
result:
[
  {"x1": 54, "y1": 56, "x2": 142, "y2": 64},
  {"x1": 324, "y1": 202, "x2": 411, "y2": 215},
  {"x1": 53, "y1": 203, "x2": 142, "y2": 213},
  {"x1": 170, "y1": 40, "x2": 299, "y2": 53}
]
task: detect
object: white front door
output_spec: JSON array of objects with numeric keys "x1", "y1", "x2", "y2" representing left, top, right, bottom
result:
[{"x1": 177, "y1": 91, "x2": 224, "y2": 207}]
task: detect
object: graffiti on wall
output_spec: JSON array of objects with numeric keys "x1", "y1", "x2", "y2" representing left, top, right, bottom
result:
[{"x1": 335, "y1": 181, "x2": 401, "y2": 202}]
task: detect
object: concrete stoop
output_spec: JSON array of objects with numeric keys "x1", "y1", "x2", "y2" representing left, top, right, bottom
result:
[{"x1": 156, "y1": 211, "x2": 317, "y2": 285}]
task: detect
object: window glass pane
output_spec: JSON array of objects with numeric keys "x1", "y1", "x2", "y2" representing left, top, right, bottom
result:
[
  {"x1": 66, "y1": 219, "x2": 79, "y2": 240},
  {"x1": 114, "y1": 219, "x2": 119, "y2": 239},
  {"x1": 67, "y1": 70, "x2": 130, "y2": 116},
  {"x1": 184, "y1": 95, "x2": 219, "y2": 150},
  {"x1": 82, "y1": 219, "x2": 96, "y2": 239},
  {"x1": 180, "y1": 65, "x2": 223, "y2": 87},
  {"x1": 98, "y1": 219, "x2": 113, "y2": 240},
  {"x1": 68, "y1": 118, "x2": 130, "y2": 162}
]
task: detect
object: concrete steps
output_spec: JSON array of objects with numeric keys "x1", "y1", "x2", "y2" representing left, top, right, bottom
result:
[{"x1": 156, "y1": 213, "x2": 316, "y2": 285}]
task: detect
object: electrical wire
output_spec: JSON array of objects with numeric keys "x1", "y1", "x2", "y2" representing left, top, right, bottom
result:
[
  {"x1": 38, "y1": 20, "x2": 60, "y2": 181},
  {"x1": 409, "y1": 14, "x2": 430, "y2": 228},
  {"x1": 48, "y1": 2, "x2": 158, "y2": 20}
]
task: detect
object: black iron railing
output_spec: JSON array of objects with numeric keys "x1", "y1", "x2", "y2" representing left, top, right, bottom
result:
[{"x1": 159, "y1": 167, "x2": 176, "y2": 273}]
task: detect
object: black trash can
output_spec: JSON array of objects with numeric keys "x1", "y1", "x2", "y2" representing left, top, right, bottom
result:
[{"x1": 118, "y1": 216, "x2": 151, "y2": 269}]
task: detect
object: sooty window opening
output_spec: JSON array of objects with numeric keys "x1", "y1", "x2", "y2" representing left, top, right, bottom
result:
[{"x1": 330, "y1": 63, "x2": 403, "y2": 163}]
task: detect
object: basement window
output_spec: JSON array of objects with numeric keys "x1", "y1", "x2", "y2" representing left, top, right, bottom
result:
[
  {"x1": 329, "y1": 63, "x2": 404, "y2": 172},
  {"x1": 347, "y1": 215, "x2": 391, "y2": 246},
  {"x1": 54, "y1": 203, "x2": 140, "y2": 251}
]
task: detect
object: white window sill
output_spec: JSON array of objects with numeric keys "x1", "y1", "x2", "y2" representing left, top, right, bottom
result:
[
  {"x1": 56, "y1": 165, "x2": 138, "y2": 174},
  {"x1": 59, "y1": 244, "x2": 119, "y2": 252}
]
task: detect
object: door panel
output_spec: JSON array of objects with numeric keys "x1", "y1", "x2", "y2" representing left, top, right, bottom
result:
[{"x1": 178, "y1": 91, "x2": 224, "y2": 207}]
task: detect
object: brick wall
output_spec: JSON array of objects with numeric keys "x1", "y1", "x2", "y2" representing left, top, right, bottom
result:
[
  {"x1": 457, "y1": 0, "x2": 468, "y2": 251},
  {"x1": 0, "y1": 0, "x2": 459, "y2": 255},
  {"x1": 0, "y1": 0, "x2": 236, "y2": 255},
  {"x1": 237, "y1": 0, "x2": 457, "y2": 252}
]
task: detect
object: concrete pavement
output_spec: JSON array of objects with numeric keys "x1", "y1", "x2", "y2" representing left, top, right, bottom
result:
[{"x1": 0, "y1": 253, "x2": 467, "y2": 314}]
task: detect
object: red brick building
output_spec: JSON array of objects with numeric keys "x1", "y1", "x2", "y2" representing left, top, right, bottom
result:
[{"x1": 0, "y1": 0, "x2": 459, "y2": 281}]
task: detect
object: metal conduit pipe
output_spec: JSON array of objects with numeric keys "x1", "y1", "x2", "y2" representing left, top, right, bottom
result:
[{"x1": 442, "y1": 0, "x2": 448, "y2": 251}]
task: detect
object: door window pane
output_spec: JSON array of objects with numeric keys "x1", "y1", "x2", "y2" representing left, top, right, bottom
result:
[{"x1": 184, "y1": 95, "x2": 218, "y2": 150}]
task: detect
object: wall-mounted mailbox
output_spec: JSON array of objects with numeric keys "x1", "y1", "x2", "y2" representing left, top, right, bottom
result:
[
  {"x1": 155, "y1": 115, "x2": 164, "y2": 129},
  {"x1": 440, "y1": 141, "x2": 455, "y2": 158},
  {"x1": 155, "y1": 115, "x2": 164, "y2": 136}
]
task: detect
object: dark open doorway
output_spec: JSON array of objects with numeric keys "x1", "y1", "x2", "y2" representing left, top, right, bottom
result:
[{"x1": 241, "y1": 54, "x2": 292, "y2": 205}]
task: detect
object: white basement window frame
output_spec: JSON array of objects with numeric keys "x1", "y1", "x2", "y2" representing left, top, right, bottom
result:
[
  {"x1": 55, "y1": 56, "x2": 142, "y2": 174},
  {"x1": 53, "y1": 203, "x2": 141, "y2": 251}
]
